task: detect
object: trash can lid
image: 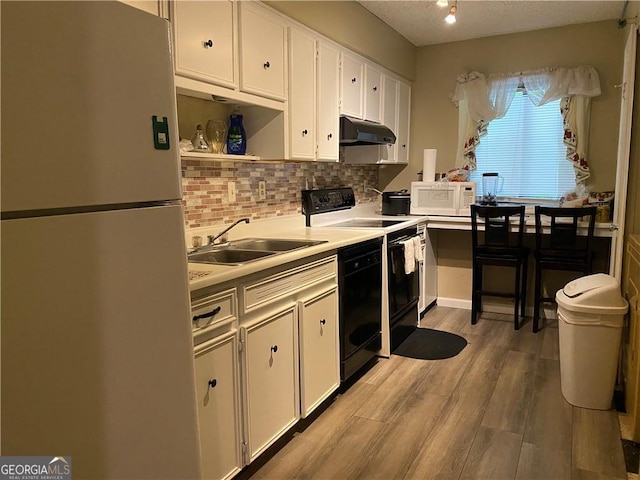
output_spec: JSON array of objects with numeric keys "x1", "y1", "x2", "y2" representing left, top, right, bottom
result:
[{"x1": 556, "y1": 273, "x2": 628, "y2": 314}]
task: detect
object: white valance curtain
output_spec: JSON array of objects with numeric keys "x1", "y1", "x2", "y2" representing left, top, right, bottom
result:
[{"x1": 452, "y1": 66, "x2": 601, "y2": 183}]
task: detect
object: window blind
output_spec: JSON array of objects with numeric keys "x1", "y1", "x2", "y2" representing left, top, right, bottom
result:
[{"x1": 471, "y1": 93, "x2": 576, "y2": 201}]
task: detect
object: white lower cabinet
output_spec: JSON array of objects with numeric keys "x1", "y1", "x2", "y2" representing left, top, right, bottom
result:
[
  {"x1": 194, "y1": 331, "x2": 243, "y2": 480},
  {"x1": 298, "y1": 287, "x2": 339, "y2": 417},
  {"x1": 192, "y1": 255, "x2": 338, "y2": 477},
  {"x1": 241, "y1": 306, "x2": 299, "y2": 462}
]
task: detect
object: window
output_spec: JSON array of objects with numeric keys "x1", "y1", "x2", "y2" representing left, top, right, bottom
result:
[{"x1": 471, "y1": 92, "x2": 576, "y2": 201}]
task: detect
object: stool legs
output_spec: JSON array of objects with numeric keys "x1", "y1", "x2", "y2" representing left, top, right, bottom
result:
[{"x1": 533, "y1": 262, "x2": 542, "y2": 333}]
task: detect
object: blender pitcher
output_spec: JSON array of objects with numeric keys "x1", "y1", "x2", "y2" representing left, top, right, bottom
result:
[{"x1": 481, "y1": 173, "x2": 502, "y2": 205}]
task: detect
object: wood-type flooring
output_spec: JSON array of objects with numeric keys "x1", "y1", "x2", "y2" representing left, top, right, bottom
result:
[{"x1": 245, "y1": 307, "x2": 628, "y2": 480}]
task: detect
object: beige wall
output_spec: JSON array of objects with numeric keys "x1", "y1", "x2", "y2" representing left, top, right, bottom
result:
[
  {"x1": 265, "y1": 1, "x2": 417, "y2": 81},
  {"x1": 381, "y1": 20, "x2": 626, "y2": 193},
  {"x1": 389, "y1": 20, "x2": 627, "y2": 303}
]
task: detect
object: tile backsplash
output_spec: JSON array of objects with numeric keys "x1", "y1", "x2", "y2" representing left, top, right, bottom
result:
[{"x1": 182, "y1": 160, "x2": 380, "y2": 229}]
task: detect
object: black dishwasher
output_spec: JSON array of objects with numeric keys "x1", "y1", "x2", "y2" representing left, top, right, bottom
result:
[{"x1": 338, "y1": 238, "x2": 383, "y2": 381}]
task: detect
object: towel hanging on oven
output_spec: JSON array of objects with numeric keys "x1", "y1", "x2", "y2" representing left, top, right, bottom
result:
[{"x1": 400, "y1": 236, "x2": 422, "y2": 275}]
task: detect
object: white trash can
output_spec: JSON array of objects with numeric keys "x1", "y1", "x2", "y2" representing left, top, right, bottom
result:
[{"x1": 556, "y1": 273, "x2": 628, "y2": 410}]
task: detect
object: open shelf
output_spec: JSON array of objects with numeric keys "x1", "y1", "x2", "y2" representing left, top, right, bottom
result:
[{"x1": 181, "y1": 152, "x2": 261, "y2": 162}]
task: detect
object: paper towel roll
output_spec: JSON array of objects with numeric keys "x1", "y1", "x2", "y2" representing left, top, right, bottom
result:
[{"x1": 423, "y1": 149, "x2": 437, "y2": 182}]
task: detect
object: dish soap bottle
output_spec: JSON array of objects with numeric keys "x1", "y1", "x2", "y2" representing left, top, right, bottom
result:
[
  {"x1": 191, "y1": 124, "x2": 211, "y2": 153},
  {"x1": 226, "y1": 111, "x2": 247, "y2": 155}
]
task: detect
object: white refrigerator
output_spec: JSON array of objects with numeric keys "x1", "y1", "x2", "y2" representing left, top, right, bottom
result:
[{"x1": 1, "y1": 2, "x2": 201, "y2": 478}]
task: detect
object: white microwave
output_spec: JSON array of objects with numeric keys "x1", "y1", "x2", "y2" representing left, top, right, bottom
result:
[{"x1": 410, "y1": 181, "x2": 477, "y2": 216}]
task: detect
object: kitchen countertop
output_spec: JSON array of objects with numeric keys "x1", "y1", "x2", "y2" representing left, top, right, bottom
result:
[
  {"x1": 186, "y1": 204, "x2": 429, "y2": 292},
  {"x1": 426, "y1": 214, "x2": 614, "y2": 237}
]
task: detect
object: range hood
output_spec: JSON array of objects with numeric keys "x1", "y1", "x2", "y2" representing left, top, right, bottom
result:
[{"x1": 339, "y1": 116, "x2": 396, "y2": 146}]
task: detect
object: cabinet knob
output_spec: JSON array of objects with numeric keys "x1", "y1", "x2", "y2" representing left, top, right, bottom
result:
[
  {"x1": 351, "y1": 77, "x2": 357, "y2": 84},
  {"x1": 373, "y1": 86, "x2": 378, "y2": 92},
  {"x1": 192, "y1": 305, "x2": 221, "y2": 323},
  {"x1": 203, "y1": 39, "x2": 213, "y2": 48},
  {"x1": 327, "y1": 133, "x2": 333, "y2": 140},
  {"x1": 402, "y1": 144, "x2": 406, "y2": 148},
  {"x1": 302, "y1": 129, "x2": 308, "y2": 136},
  {"x1": 271, "y1": 345, "x2": 278, "y2": 353},
  {"x1": 208, "y1": 378, "x2": 217, "y2": 389},
  {"x1": 320, "y1": 319, "x2": 326, "y2": 325},
  {"x1": 264, "y1": 61, "x2": 271, "y2": 69}
]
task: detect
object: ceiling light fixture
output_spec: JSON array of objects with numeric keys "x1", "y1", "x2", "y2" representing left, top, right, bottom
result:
[
  {"x1": 436, "y1": 0, "x2": 449, "y2": 7},
  {"x1": 445, "y1": 3, "x2": 457, "y2": 24}
]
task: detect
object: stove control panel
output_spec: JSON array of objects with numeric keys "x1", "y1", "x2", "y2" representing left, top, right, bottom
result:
[{"x1": 301, "y1": 188, "x2": 356, "y2": 225}]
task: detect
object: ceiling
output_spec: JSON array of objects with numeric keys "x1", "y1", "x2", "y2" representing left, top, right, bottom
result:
[{"x1": 356, "y1": 1, "x2": 625, "y2": 46}]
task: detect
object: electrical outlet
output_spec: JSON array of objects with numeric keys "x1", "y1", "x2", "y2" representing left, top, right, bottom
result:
[
  {"x1": 258, "y1": 181, "x2": 266, "y2": 200},
  {"x1": 228, "y1": 181, "x2": 236, "y2": 203}
]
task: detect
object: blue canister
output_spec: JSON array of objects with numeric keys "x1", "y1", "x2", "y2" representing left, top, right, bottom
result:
[{"x1": 226, "y1": 112, "x2": 247, "y2": 155}]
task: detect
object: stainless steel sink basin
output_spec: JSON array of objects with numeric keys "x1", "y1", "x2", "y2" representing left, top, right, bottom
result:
[
  {"x1": 187, "y1": 238, "x2": 328, "y2": 265},
  {"x1": 188, "y1": 249, "x2": 274, "y2": 265},
  {"x1": 228, "y1": 238, "x2": 327, "y2": 252}
]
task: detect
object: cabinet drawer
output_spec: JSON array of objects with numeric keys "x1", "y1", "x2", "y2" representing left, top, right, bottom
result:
[
  {"x1": 244, "y1": 256, "x2": 337, "y2": 313},
  {"x1": 192, "y1": 288, "x2": 237, "y2": 333}
]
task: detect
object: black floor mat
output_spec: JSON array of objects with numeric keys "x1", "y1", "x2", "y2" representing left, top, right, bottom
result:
[{"x1": 393, "y1": 328, "x2": 467, "y2": 360}]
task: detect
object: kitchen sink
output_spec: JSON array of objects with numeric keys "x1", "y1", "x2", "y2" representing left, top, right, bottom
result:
[
  {"x1": 227, "y1": 238, "x2": 327, "y2": 252},
  {"x1": 188, "y1": 249, "x2": 274, "y2": 265},
  {"x1": 187, "y1": 238, "x2": 328, "y2": 265}
]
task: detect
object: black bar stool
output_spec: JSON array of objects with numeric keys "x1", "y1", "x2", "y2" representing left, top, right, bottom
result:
[
  {"x1": 533, "y1": 206, "x2": 597, "y2": 332},
  {"x1": 471, "y1": 205, "x2": 529, "y2": 330}
]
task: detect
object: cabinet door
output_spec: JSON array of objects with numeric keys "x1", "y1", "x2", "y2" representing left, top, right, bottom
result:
[
  {"x1": 194, "y1": 331, "x2": 243, "y2": 480},
  {"x1": 239, "y1": 4, "x2": 286, "y2": 101},
  {"x1": 173, "y1": 0, "x2": 236, "y2": 89},
  {"x1": 242, "y1": 307, "x2": 298, "y2": 461},
  {"x1": 118, "y1": 0, "x2": 160, "y2": 16},
  {"x1": 298, "y1": 288, "x2": 339, "y2": 417},
  {"x1": 396, "y1": 81, "x2": 411, "y2": 164},
  {"x1": 316, "y1": 42, "x2": 340, "y2": 162},
  {"x1": 340, "y1": 52, "x2": 363, "y2": 119},
  {"x1": 379, "y1": 75, "x2": 399, "y2": 163},
  {"x1": 363, "y1": 64, "x2": 382, "y2": 123},
  {"x1": 288, "y1": 28, "x2": 316, "y2": 161}
]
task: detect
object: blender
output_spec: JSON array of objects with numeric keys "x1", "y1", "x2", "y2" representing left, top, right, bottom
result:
[{"x1": 481, "y1": 172, "x2": 501, "y2": 205}]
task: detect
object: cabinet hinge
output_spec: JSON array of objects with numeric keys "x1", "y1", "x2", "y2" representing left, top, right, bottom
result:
[
  {"x1": 238, "y1": 340, "x2": 244, "y2": 353},
  {"x1": 242, "y1": 441, "x2": 248, "y2": 454}
]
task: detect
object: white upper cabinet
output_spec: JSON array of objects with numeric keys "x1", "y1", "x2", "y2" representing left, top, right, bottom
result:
[
  {"x1": 379, "y1": 75, "x2": 410, "y2": 164},
  {"x1": 340, "y1": 51, "x2": 364, "y2": 119},
  {"x1": 363, "y1": 64, "x2": 382, "y2": 123},
  {"x1": 118, "y1": 0, "x2": 162, "y2": 17},
  {"x1": 397, "y1": 80, "x2": 411, "y2": 164},
  {"x1": 239, "y1": 3, "x2": 286, "y2": 101},
  {"x1": 380, "y1": 75, "x2": 399, "y2": 163},
  {"x1": 288, "y1": 27, "x2": 316, "y2": 161},
  {"x1": 316, "y1": 41, "x2": 340, "y2": 162},
  {"x1": 172, "y1": 0, "x2": 236, "y2": 89}
]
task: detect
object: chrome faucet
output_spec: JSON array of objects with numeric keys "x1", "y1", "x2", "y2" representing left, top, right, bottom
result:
[{"x1": 207, "y1": 217, "x2": 250, "y2": 246}]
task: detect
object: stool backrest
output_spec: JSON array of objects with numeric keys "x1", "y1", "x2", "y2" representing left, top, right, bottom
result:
[
  {"x1": 534, "y1": 206, "x2": 597, "y2": 254},
  {"x1": 471, "y1": 205, "x2": 526, "y2": 252}
]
